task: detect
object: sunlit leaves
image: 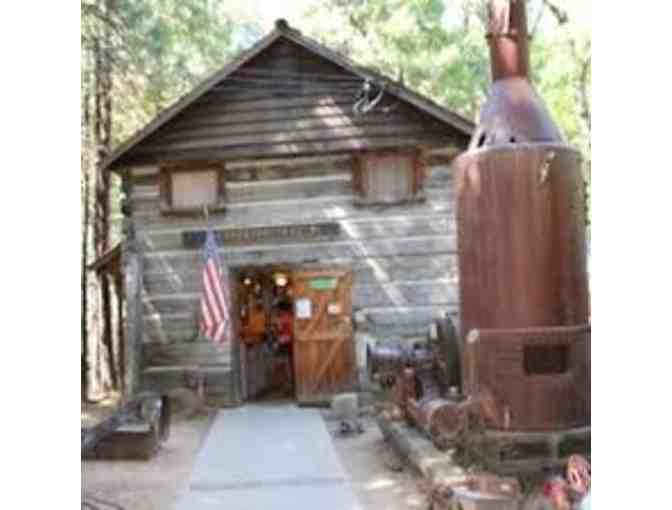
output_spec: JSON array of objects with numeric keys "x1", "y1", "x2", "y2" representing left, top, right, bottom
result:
[{"x1": 302, "y1": 0, "x2": 590, "y2": 221}]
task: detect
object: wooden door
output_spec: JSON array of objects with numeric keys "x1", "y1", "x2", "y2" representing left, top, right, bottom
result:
[{"x1": 292, "y1": 268, "x2": 355, "y2": 404}]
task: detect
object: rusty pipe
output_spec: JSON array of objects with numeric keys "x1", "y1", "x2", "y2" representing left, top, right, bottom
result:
[{"x1": 487, "y1": 0, "x2": 530, "y2": 81}]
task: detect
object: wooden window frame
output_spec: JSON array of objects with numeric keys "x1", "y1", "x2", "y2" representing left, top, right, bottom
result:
[
  {"x1": 352, "y1": 149, "x2": 426, "y2": 206},
  {"x1": 159, "y1": 161, "x2": 227, "y2": 216}
]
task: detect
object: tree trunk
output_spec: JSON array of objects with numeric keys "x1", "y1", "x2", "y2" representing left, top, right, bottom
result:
[
  {"x1": 94, "y1": 14, "x2": 117, "y2": 391},
  {"x1": 82, "y1": 76, "x2": 91, "y2": 400},
  {"x1": 83, "y1": 41, "x2": 101, "y2": 401}
]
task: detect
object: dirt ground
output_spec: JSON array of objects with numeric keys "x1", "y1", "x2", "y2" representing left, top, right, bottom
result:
[
  {"x1": 82, "y1": 404, "x2": 426, "y2": 510},
  {"x1": 326, "y1": 417, "x2": 427, "y2": 510},
  {"x1": 82, "y1": 410, "x2": 215, "y2": 510}
]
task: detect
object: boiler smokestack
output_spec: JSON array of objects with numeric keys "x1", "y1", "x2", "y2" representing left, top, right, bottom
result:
[
  {"x1": 471, "y1": 0, "x2": 563, "y2": 147},
  {"x1": 487, "y1": 0, "x2": 530, "y2": 80}
]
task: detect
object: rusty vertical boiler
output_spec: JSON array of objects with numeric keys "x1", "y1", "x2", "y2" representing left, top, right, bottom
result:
[{"x1": 454, "y1": 0, "x2": 590, "y2": 432}]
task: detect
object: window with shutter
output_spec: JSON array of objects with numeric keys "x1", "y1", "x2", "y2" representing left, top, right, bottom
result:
[
  {"x1": 353, "y1": 151, "x2": 425, "y2": 205},
  {"x1": 159, "y1": 163, "x2": 227, "y2": 215}
]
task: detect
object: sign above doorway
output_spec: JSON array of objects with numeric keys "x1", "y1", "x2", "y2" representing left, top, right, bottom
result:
[{"x1": 182, "y1": 222, "x2": 341, "y2": 248}]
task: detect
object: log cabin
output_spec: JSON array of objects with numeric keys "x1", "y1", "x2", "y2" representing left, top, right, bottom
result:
[{"x1": 104, "y1": 19, "x2": 474, "y2": 406}]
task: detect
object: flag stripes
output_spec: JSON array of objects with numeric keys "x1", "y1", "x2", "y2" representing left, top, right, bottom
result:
[{"x1": 199, "y1": 230, "x2": 232, "y2": 344}]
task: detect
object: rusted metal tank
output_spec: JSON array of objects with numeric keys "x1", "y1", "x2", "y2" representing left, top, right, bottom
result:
[{"x1": 454, "y1": 0, "x2": 590, "y2": 431}]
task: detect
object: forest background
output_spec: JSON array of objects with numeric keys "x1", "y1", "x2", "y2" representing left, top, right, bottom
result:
[{"x1": 80, "y1": 0, "x2": 591, "y2": 400}]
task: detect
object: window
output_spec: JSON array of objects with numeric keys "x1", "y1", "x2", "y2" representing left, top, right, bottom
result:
[
  {"x1": 159, "y1": 163, "x2": 227, "y2": 215},
  {"x1": 523, "y1": 344, "x2": 570, "y2": 375},
  {"x1": 353, "y1": 150, "x2": 425, "y2": 205}
]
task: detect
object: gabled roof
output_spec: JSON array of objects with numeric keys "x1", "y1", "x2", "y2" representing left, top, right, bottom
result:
[{"x1": 104, "y1": 20, "x2": 475, "y2": 172}]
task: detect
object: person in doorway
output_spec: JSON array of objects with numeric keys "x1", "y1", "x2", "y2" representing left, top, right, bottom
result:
[{"x1": 273, "y1": 300, "x2": 294, "y2": 395}]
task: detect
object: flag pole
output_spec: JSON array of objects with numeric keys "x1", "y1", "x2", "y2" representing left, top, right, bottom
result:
[
  {"x1": 203, "y1": 205, "x2": 210, "y2": 230},
  {"x1": 195, "y1": 205, "x2": 210, "y2": 413}
]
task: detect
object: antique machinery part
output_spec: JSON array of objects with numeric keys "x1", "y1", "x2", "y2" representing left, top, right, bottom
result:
[
  {"x1": 392, "y1": 367, "x2": 420, "y2": 423},
  {"x1": 453, "y1": 0, "x2": 590, "y2": 432},
  {"x1": 463, "y1": 325, "x2": 590, "y2": 431},
  {"x1": 400, "y1": 386, "x2": 506, "y2": 451},
  {"x1": 368, "y1": 318, "x2": 461, "y2": 396},
  {"x1": 367, "y1": 341, "x2": 406, "y2": 388},
  {"x1": 421, "y1": 398, "x2": 468, "y2": 450},
  {"x1": 432, "y1": 317, "x2": 462, "y2": 394},
  {"x1": 367, "y1": 340, "x2": 435, "y2": 389}
]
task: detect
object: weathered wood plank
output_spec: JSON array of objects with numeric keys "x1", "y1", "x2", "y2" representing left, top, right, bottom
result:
[
  {"x1": 141, "y1": 233, "x2": 457, "y2": 274},
  {"x1": 125, "y1": 133, "x2": 457, "y2": 166},
  {"x1": 129, "y1": 168, "x2": 452, "y2": 200},
  {"x1": 357, "y1": 280, "x2": 458, "y2": 309},
  {"x1": 187, "y1": 91, "x2": 359, "y2": 113},
  {"x1": 141, "y1": 280, "x2": 459, "y2": 316},
  {"x1": 224, "y1": 154, "x2": 352, "y2": 169},
  {"x1": 142, "y1": 341, "x2": 231, "y2": 366},
  {"x1": 142, "y1": 253, "x2": 459, "y2": 295},
  {"x1": 131, "y1": 176, "x2": 353, "y2": 211},
  {"x1": 166, "y1": 111, "x2": 415, "y2": 134},
  {"x1": 130, "y1": 166, "x2": 159, "y2": 176},
  {"x1": 142, "y1": 126, "x2": 450, "y2": 153},
  {"x1": 131, "y1": 187, "x2": 456, "y2": 232},
  {"x1": 136, "y1": 214, "x2": 456, "y2": 253},
  {"x1": 167, "y1": 104, "x2": 362, "y2": 130},
  {"x1": 144, "y1": 325, "x2": 200, "y2": 344},
  {"x1": 141, "y1": 366, "x2": 233, "y2": 398},
  {"x1": 195, "y1": 86, "x2": 364, "y2": 104},
  {"x1": 143, "y1": 314, "x2": 195, "y2": 334},
  {"x1": 143, "y1": 318, "x2": 204, "y2": 344},
  {"x1": 129, "y1": 164, "x2": 453, "y2": 198},
  {"x1": 129, "y1": 159, "x2": 353, "y2": 189},
  {"x1": 358, "y1": 306, "x2": 460, "y2": 338}
]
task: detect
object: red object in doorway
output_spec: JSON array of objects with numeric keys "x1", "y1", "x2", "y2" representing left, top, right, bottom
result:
[{"x1": 277, "y1": 312, "x2": 293, "y2": 345}]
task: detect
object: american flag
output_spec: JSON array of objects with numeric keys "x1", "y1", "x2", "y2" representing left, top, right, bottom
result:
[{"x1": 199, "y1": 229, "x2": 232, "y2": 344}]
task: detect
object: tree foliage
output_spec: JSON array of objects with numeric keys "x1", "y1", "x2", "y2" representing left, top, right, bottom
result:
[
  {"x1": 81, "y1": 0, "x2": 244, "y2": 399},
  {"x1": 302, "y1": 0, "x2": 590, "y2": 219}
]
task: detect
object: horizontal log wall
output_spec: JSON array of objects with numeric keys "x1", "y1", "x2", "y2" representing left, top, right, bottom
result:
[
  {"x1": 120, "y1": 38, "x2": 470, "y2": 400},
  {"x1": 132, "y1": 160, "x2": 460, "y2": 397},
  {"x1": 118, "y1": 39, "x2": 468, "y2": 166}
]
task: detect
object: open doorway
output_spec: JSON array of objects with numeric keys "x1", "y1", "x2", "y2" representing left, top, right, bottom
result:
[
  {"x1": 236, "y1": 264, "x2": 356, "y2": 405},
  {"x1": 237, "y1": 266, "x2": 296, "y2": 401}
]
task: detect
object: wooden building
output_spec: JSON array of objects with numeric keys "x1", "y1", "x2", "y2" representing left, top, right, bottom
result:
[{"x1": 104, "y1": 20, "x2": 473, "y2": 406}]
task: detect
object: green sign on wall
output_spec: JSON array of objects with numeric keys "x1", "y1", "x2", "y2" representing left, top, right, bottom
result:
[{"x1": 309, "y1": 277, "x2": 338, "y2": 290}]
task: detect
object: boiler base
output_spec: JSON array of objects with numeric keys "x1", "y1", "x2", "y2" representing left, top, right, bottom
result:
[{"x1": 480, "y1": 426, "x2": 590, "y2": 475}]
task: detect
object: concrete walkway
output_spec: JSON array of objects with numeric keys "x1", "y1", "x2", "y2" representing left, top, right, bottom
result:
[{"x1": 175, "y1": 405, "x2": 361, "y2": 510}]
